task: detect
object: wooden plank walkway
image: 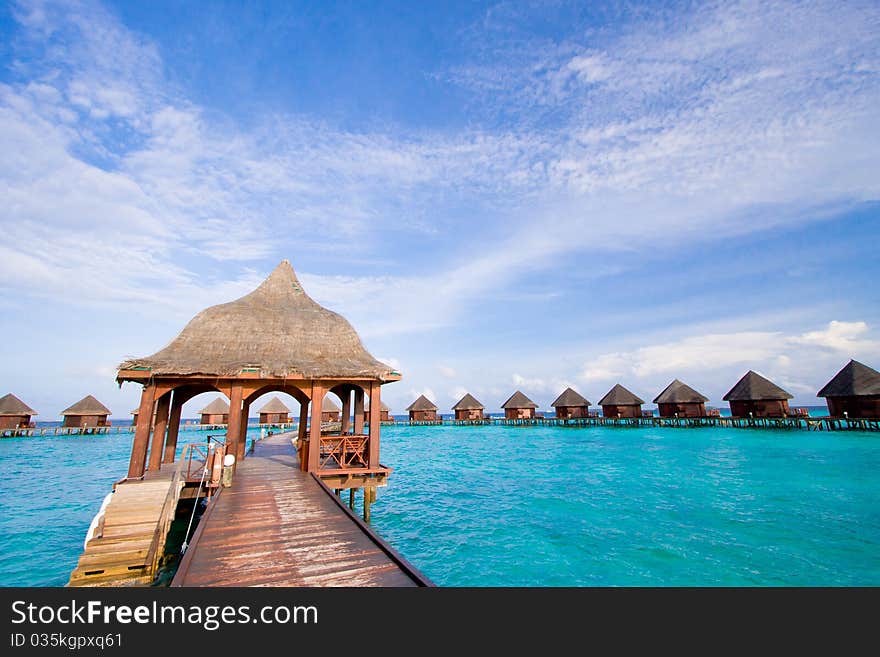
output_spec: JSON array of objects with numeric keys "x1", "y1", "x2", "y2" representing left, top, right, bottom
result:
[
  {"x1": 172, "y1": 433, "x2": 427, "y2": 587},
  {"x1": 69, "y1": 471, "x2": 183, "y2": 587}
]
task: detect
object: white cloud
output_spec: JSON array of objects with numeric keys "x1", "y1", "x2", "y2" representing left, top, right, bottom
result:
[{"x1": 438, "y1": 365, "x2": 457, "y2": 378}]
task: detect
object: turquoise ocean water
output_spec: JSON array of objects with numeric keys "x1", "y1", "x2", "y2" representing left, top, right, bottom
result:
[{"x1": 1, "y1": 419, "x2": 878, "y2": 586}]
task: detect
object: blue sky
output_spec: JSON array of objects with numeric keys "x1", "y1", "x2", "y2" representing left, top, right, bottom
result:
[{"x1": 1, "y1": 0, "x2": 879, "y2": 419}]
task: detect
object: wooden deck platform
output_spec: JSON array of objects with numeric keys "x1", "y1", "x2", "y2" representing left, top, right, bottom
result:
[{"x1": 172, "y1": 433, "x2": 430, "y2": 587}]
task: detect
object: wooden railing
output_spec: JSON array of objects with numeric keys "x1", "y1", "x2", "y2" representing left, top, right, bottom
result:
[{"x1": 318, "y1": 434, "x2": 369, "y2": 471}]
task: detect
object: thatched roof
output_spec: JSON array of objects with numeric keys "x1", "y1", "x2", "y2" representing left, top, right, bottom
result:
[
  {"x1": 551, "y1": 387, "x2": 590, "y2": 408},
  {"x1": 198, "y1": 398, "x2": 230, "y2": 415},
  {"x1": 61, "y1": 395, "x2": 111, "y2": 416},
  {"x1": 0, "y1": 393, "x2": 37, "y2": 416},
  {"x1": 723, "y1": 371, "x2": 792, "y2": 401},
  {"x1": 364, "y1": 401, "x2": 391, "y2": 412},
  {"x1": 118, "y1": 260, "x2": 398, "y2": 381},
  {"x1": 501, "y1": 390, "x2": 538, "y2": 409},
  {"x1": 452, "y1": 393, "x2": 484, "y2": 410},
  {"x1": 258, "y1": 397, "x2": 291, "y2": 414},
  {"x1": 322, "y1": 397, "x2": 341, "y2": 412},
  {"x1": 653, "y1": 379, "x2": 709, "y2": 404},
  {"x1": 597, "y1": 384, "x2": 645, "y2": 406},
  {"x1": 817, "y1": 360, "x2": 880, "y2": 397},
  {"x1": 406, "y1": 395, "x2": 437, "y2": 412}
]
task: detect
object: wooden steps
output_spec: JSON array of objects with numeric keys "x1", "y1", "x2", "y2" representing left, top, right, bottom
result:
[{"x1": 69, "y1": 477, "x2": 184, "y2": 587}]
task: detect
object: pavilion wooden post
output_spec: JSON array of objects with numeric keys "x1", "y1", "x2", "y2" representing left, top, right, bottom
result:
[
  {"x1": 147, "y1": 392, "x2": 172, "y2": 472},
  {"x1": 128, "y1": 383, "x2": 157, "y2": 479},
  {"x1": 368, "y1": 381, "x2": 381, "y2": 468},
  {"x1": 163, "y1": 392, "x2": 184, "y2": 464},
  {"x1": 353, "y1": 387, "x2": 365, "y2": 434},
  {"x1": 237, "y1": 400, "x2": 250, "y2": 462},
  {"x1": 308, "y1": 382, "x2": 325, "y2": 473},
  {"x1": 341, "y1": 389, "x2": 351, "y2": 435},
  {"x1": 226, "y1": 384, "x2": 244, "y2": 467},
  {"x1": 298, "y1": 402, "x2": 309, "y2": 471}
]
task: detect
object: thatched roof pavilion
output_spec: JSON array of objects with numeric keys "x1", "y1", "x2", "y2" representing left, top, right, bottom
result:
[
  {"x1": 551, "y1": 387, "x2": 591, "y2": 419},
  {"x1": 198, "y1": 398, "x2": 230, "y2": 424},
  {"x1": 61, "y1": 395, "x2": 111, "y2": 428},
  {"x1": 818, "y1": 359, "x2": 880, "y2": 418},
  {"x1": 501, "y1": 390, "x2": 538, "y2": 420},
  {"x1": 453, "y1": 393, "x2": 485, "y2": 421},
  {"x1": 117, "y1": 259, "x2": 400, "y2": 482},
  {"x1": 322, "y1": 396, "x2": 341, "y2": 421},
  {"x1": 653, "y1": 379, "x2": 709, "y2": 418},
  {"x1": 723, "y1": 371, "x2": 793, "y2": 418},
  {"x1": 406, "y1": 395, "x2": 438, "y2": 421},
  {"x1": 0, "y1": 393, "x2": 37, "y2": 430},
  {"x1": 257, "y1": 396, "x2": 291, "y2": 424},
  {"x1": 597, "y1": 384, "x2": 645, "y2": 418},
  {"x1": 363, "y1": 401, "x2": 391, "y2": 422}
]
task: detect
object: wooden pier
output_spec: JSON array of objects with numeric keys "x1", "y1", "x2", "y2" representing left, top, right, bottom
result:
[
  {"x1": 391, "y1": 415, "x2": 880, "y2": 431},
  {"x1": 172, "y1": 433, "x2": 430, "y2": 587}
]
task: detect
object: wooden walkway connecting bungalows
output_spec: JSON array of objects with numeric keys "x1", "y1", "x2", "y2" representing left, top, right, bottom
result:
[
  {"x1": 172, "y1": 433, "x2": 431, "y2": 587},
  {"x1": 391, "y1": 415, "x2": 880, "y2": 431}
]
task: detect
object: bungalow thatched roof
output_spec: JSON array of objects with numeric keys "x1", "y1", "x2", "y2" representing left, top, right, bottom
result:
[
  {"x1": 322, "y1": 397, "x2": 341, "y2": 412},
  {"x1": 817, "y1": 360, "x2": 880, "y2": 398},
  {"x1": 501, "y1": 390, "x2": 538, "y2": 409},
  {"x1": 258, "y1": 397, "x2": 291, "y2": 414},
  {"x1": 723, "y1": 371, "x2": 792, "y2": 401},
  {"x1": 118, "y1": 260, "x2": 398, "y2": 381},
  {"x1": 61, "y1": 395, "x2": 111, "y2": 416},
  {"x1": 452, "y1": 393, "x2": 484, "y2": 410},
  {"x1": 364, "y1": 401, "x2": 391, "y2": 412},
  {"x1": 198, "y1": 398, "x2": 230, "y2": 415},
  {"x1": 597, "y1": 384, "x2": 645, "y2": 406},
  {"x1": 551, "y1": 387, "x2": 590, "y2": 408},
  {"x1": 0, "y1": 393, "x2": 37, "y2": 416},
  {"x1": 653, "y1": 379, "x2": 709, "y2": 404},
  {"x1": 406, "y1": 395, "x2": 437, "y2": 412}
]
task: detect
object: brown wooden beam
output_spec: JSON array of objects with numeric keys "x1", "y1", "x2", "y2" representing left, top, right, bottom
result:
[
  {"x1": 236, "y1": 400, "x2": 250, "y2": 463},
  {"x1": 127, "y1": 383, "x2": 156, "y2": 479},
  {"x1": 368, "y1": 381, "x2": 381, "y2": 468},
  {"x1": 147, "y1": 392, "x2": 171, "y2": 472},
  {"x1": 226, "y1": 384, "x2": 244, "y2": 467},
  {"x1": 308, "y1": 382, "x2": 324, "y2": 473},
  {"x1": 353, "y1": 387, "x2": 365, "y2": 434},
  {"x1": 341, "y1": 390, "x2": 351, "y2": 435},
  {"x1": 297, "y1": 402, "x2": 309, "y2": 471},
  {"x1": 163, "y1": 392, "x2": 184, "y2": 464}
]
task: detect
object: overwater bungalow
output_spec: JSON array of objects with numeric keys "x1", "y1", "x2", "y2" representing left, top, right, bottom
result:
[
  {"x1": 501, "y1": 390, "x2": 538, "y2": 420},
  {"x1": 61, "y1": 395, "x2": 111, "y2": 428},
  {"x1": 258, "y1": 396, "x2": 291, "y2": 424},
  {"x1": 723, "y1": 371, "x2": 792, "y2": 418},
  {"x1": 817, "y1": 359, "x2": 880, "y2": 418},
  {"x1": 407, "y1": 395, "x2": 438, "y2": 421},
  {"x1": 653, "y1": 379, "x2": 709, "y2": 418},
  {"x1": 598, "y1": 384, "x2": 644, "y2": 418},
  {"x1": 452, "y1": 393, "x2": 485, "y2": 420},
  {"x1": 363, "y1": 401, "x2": 391, "y2": 422},
  {"x1": 0, "y1": 393, "x2": 37, "y2": 430},
  {"x1": 198, "y1": 398, "x2": 230, "y2": 425},
  {"x1": 321, "y1": 396, "x2": 341, "y2": 422},
  {"x1": 551, "y1": 387, "x2": 591, "y2": 419}
]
